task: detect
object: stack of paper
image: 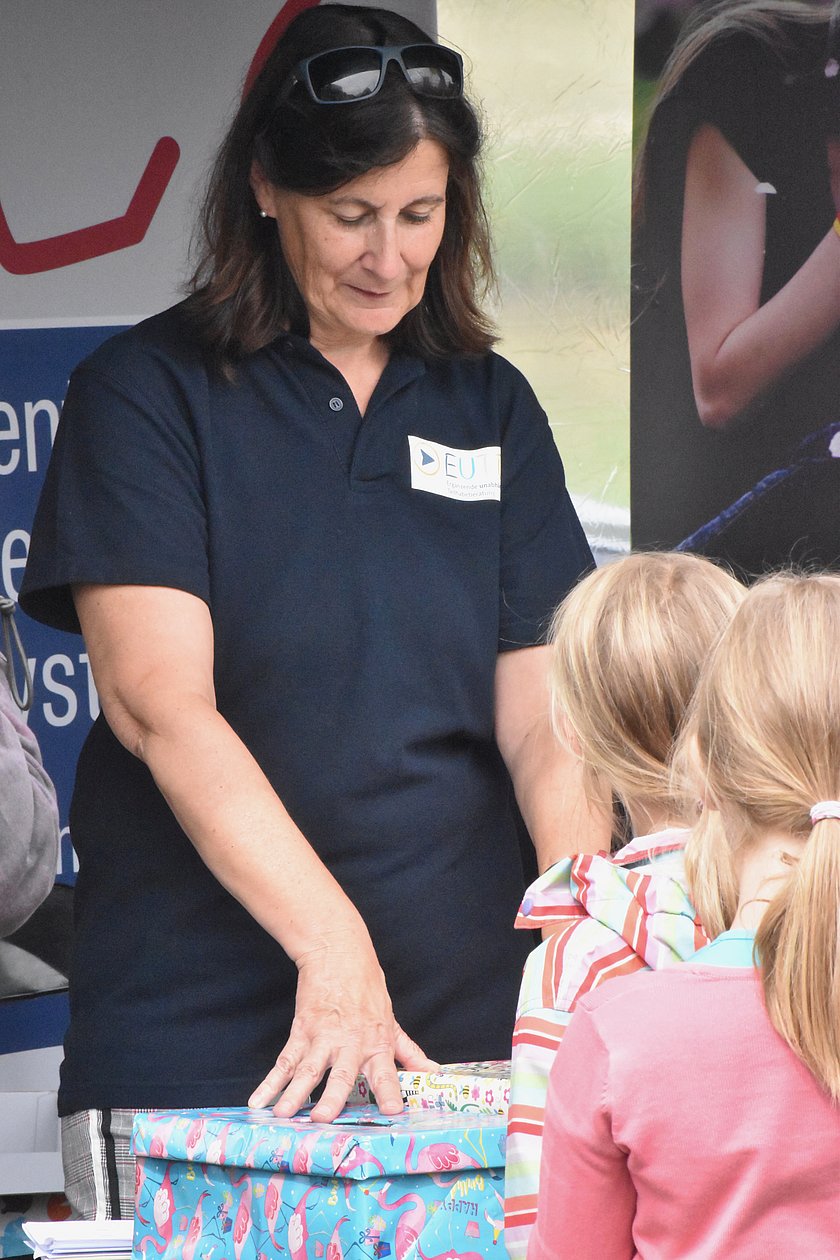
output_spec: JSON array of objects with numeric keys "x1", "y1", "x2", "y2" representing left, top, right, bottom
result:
[{"x1": 22, "y1": 1220, "x2": 133, "y2": 1260}]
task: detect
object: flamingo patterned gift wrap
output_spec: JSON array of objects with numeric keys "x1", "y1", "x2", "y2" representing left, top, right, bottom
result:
[
  {"x1": 131, "y1": 1104, "x2": 509, "y2": 1260},
  {"x1": 348, "y1": 1062, "x2": 510, "y2": 1117}
]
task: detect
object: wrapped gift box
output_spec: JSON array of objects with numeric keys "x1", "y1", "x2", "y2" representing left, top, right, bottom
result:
[
  {"x1": 349, "y1": 1060, "x2": 511, "y2": 1115},
  {"x1": 132, "y1": 1104, "x2": 508, "y2": 1259}
]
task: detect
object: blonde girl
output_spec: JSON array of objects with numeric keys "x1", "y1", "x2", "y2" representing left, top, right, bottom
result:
[
  {"x1": 505, "y1": 551, "x2": 743, "y2": 1260},
  {"x1": 529, "y1": 572, "x2": 840, "y2": 1260},
  {"x1": 548, "y1": 548, "x2": 745, "y2": 843}
]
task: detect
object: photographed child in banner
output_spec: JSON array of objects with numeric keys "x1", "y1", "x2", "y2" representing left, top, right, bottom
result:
[
  {"x1": 504, "y1": 551, "x2": 744, "y2": 1259},
  {"x1": 528, "y1": 571, "x2": 840, "y2": 1260},
  {"x1": 632, "y1": 0, "x2": 840, "y2": 575}
]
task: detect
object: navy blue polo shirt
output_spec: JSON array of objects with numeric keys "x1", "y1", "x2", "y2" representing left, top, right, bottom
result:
[{"x1": 20, "y1": 302, "x2": 592, "y2": 1112}]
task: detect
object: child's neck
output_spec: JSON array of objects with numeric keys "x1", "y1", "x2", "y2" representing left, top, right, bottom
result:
[
  {"x1": 624, "y1": 798, "x2": 682, "y2": 839},
  {"x1": 731, "y1": 828, "x2": 808, "y2": 932}
]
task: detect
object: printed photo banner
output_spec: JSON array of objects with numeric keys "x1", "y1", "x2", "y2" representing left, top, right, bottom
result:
[{"x1": 630, "y1": 0, "x2": 840, "y2": 575}]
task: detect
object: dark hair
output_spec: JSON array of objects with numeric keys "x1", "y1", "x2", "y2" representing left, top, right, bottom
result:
[{"x1": 186, "y1": 4, "x2": 496, "y2": 368}]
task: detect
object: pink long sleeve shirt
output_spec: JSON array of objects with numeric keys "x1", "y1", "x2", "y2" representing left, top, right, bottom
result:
[{"x1": 528, "y1": 938, "x2": 840, "y2": 1260}]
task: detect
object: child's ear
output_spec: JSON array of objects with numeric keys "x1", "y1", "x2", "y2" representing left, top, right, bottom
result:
[
  {"x1": 686, "y1": 733, "x2": 719, "y2": 812},
  {"x1": 698, "y1": 786, "x2": 720, "y2": 813}
]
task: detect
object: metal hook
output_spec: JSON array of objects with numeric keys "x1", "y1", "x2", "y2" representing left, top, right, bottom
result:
[{"x1": 0, "y1": 596, "x2": 34, "y2": 711}]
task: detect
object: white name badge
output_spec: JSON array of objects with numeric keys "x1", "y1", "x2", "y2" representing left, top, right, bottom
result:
[{"x1": 408, "y1": 435, "x2": 501, "y2": 502}]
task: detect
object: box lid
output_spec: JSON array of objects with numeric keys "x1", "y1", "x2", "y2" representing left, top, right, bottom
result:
[
  {"x1": 350, "y1": 1059, "x2": 510, "y2": 1113},
  {"x1": 132, "y1": 1105, "x2": 506, "y2": 1180}
]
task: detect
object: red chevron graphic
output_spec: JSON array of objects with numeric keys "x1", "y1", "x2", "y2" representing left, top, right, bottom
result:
[
  {"x1": 0, "y1": 136, "x2": 180, "y2": 275},
  {"x1": 0, "y1": 0, "x2": 320, "y2": 277}
]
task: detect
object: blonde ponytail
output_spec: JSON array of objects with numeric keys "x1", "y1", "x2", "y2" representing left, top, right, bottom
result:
[
  {"x1": 678, "y1": 572, "x2": 840, "y2": 1099},
  {"x1": 756, "y1": 818, "x2": 840, "y2": 1100},
  {"x1": 682, "y1": 806, "x2": 738, "y2": 940}
]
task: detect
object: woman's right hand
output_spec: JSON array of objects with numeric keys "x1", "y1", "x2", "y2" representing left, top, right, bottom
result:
[
  {"x1": 72, "y1": 582, "x2": 437, "y2": 1122},
  {"x1": 248, "y1": 926, "x2": 438, "y2": 1121}
]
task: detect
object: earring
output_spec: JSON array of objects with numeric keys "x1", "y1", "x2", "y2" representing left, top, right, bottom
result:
[{"x1": 259, "y1": 209, "x2": 269, "y2": 218}]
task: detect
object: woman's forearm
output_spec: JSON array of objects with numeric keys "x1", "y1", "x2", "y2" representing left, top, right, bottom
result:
[
  {"x1": 137, "y1": 696, "x2": 371, "y2": 961},
  {"x1": 73, "y1": 581, "x2": 369, "y2": 963},
  {"x1": 688, "y1": 226, "x2": 840, "y2": 428},
  {"x1": 682, "y1": 123, "x2": 840, "y2": 429},
  {"x1": 495, "y1": 647, "x2": 611, "y2": 871}
]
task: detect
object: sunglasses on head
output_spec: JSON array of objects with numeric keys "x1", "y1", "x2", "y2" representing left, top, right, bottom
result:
[{"x1": 281, "y1": 43, "x2": 464, "y2": 105}]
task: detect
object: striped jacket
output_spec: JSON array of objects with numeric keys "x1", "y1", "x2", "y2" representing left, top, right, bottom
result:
[{"x1": 504, "y1": 828, "x2": 707, "y2": 1260}]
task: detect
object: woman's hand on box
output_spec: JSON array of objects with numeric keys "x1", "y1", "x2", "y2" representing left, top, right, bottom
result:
[{"x1": 248, "y1": 926, "x2": 438, "y2": 1122}]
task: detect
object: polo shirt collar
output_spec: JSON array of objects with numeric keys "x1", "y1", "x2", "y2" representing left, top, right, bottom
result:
[{"x1": 275, "y1": 333, "x2": 426, "y2": 409}]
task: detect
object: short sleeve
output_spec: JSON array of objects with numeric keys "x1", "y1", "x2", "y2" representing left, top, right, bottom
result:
[
  {"x1": 496, "y1": 362, "x2": 593, "y2": 650},
  {"x1": 20, "y1": 353, "x2": 210, "y2": 634},
  {"x1": 665, "y1": 33, "x2": 779, "y2": 181}
]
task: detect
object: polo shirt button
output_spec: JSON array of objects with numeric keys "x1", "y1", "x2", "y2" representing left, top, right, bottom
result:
[
  {"x1": 521, "y1": 897, "x2": 534, "y2": 916},
  {"x1": 329, "y1": 396, "x2": 344, "y2": 412}
]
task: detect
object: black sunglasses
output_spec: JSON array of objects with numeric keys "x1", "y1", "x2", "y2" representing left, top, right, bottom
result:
[{"x1": 281, "y1": 43, "x2": 464, "y2": 105}]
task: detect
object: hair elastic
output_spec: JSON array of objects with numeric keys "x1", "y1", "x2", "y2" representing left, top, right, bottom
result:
[{"x1": 810, "y1": 801, "x2": 840, "y2": 825}]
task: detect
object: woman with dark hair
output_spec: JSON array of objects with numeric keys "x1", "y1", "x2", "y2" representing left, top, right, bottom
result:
[
  {"x1": 20, "y1": 3, "x2": 594, "y2": 1219},
  {"x1": 189, "y1": 4, "x2": 495, "y2": 365}
]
